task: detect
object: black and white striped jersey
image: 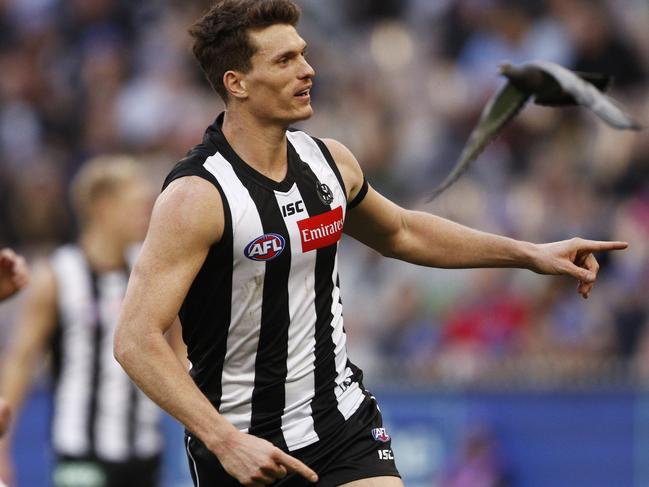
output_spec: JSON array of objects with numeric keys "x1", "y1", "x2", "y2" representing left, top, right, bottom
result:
[
  {"x1": 50, "y1": 245, "x2": 162, "y2": 461},
  {"x1": 163, "y1": 114, "x2": 369, "y2": 452}
]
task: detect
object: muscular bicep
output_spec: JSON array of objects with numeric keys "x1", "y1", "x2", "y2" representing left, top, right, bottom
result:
[
  {"x1": 118, "y1": 177, "x2": 224, "y2": 336},
  {"x1": 343, "y1": 185, "x2": 406, "y2": 257}
]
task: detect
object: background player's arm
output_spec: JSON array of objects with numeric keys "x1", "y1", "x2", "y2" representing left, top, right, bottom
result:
[
  {"x1": 114, "y1": 176, "x2": 317, "y2": 486},
  {"x1": 0, "y1": 248, "x2": 29, "y2": 441},
  {"x1": 0, "y1": 260, "x2": 58, "y2": 482},
  {"x1": 325, "y1": 139, "x2": 627, "y2": 298}
]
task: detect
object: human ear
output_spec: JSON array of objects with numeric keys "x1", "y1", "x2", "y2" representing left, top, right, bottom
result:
[{"x1": 223, "y1": 71, "x2": 248, "y2": 100}]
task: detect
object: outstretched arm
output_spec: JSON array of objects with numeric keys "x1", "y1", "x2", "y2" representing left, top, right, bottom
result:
[
  {"x1": 114, "y1": 176, "x2": 318, "y2": 486},
  {"x1": 325, "y1": 139, "x2": 627, "y2": 298}
]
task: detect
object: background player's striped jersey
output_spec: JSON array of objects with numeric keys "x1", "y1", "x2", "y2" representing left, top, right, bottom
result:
[{"x1": 51, "y1": 245, "x2": 162, "y2": 461}]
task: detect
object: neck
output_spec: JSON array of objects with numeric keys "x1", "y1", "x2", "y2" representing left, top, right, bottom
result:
[
  {"x1": 80, "y1": 227, "x2": 127, "y2": 272},
  {"x1": 221, "y1": 109, "x2": 289, "y2": 182}
]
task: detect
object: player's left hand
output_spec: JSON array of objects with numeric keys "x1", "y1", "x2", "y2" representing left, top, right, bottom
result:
[
  {"x1": 0, "y1": 249, "x2": 29, "y2": 302},
  {"x1": 531, "y1": 238, "x2": 628, "y2": 298}
]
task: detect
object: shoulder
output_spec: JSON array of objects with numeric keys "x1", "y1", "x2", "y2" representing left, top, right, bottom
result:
[
  {"x1": 154, "y1": 176, "x2": 225, "y2": 246},
  {"x1": 162, "y1": 143, "x2": 220, "y2": 192},
  {"x1": 320, "y1": 138, "x2": 365, "y2": 202}
]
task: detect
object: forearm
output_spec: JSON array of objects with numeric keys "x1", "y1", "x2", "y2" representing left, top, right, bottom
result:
[
  {"x1": 114, "y1": 328, "x2": 237, "y2": 452},
  {"x1": 0, "y1": 345, "x2": 41, "y2": 441},
  {"x1": 390, "y1": 210, "x2": 537, "y2": 269}
]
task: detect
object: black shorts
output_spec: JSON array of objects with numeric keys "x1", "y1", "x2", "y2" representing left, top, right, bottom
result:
[
  {"x1": 53, "y1": 454, "x2": 161, "y2": 487},
  {"x1": 185, "y1": 396, "x2": 400, "y2": 486}
]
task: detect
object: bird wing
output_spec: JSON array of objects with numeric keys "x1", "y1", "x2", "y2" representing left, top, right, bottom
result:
[
  {"x1": 527, "y1": 59, "x2": 643, "y2": 130},
  {"x1": 427, "y1": 81, "x2": 531, "y2": 201}
]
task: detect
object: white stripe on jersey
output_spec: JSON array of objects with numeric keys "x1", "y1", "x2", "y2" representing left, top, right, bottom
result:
[
  {"x1": 274, "y1": 184, "x2": 319, "y2": 450},
  {"x1": 204, "y1": 153, "x2": 264, "y2": 432},
  {"x1": 96, "y1": 271, "x2": 132, "y2": 460},
  {"x1": 52, "y1": 246, "x2": 95, "y2": 456}
]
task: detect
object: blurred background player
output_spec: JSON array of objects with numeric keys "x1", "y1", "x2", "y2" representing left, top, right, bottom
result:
[
  {"x1": 0, "y1": 156, "x2": 164, "y2": 487},
  {"x1": 0, "y1": 249, "x2": 29, "y2": 439}
]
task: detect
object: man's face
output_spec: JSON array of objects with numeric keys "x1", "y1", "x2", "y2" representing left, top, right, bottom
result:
[{"x1": 240, "y1": 24, "x2": 315, "y2": 124}]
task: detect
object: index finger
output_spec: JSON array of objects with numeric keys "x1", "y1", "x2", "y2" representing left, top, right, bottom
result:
[
  {"x1": 275, "y1": 450, "x2": 318, "y2": 483},
  {"x1": 578, "y1": 240, "x2": 628, "y2": 252}
]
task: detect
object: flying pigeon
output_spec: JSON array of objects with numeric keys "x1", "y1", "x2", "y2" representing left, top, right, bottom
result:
[{"x1": 427, "y1": 60, "x2": 643, "y2": 201}]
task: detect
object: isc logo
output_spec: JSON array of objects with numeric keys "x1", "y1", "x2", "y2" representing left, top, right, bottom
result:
[
  {"x1": 244, "y1": 233, "x2": 285, "y2": 261},
  {"x1": 378, "y1": 449, "x2": 394, "y2": 460},
  {"x1": 281, "y1": 200, "x2": 305, "y2": 217}
]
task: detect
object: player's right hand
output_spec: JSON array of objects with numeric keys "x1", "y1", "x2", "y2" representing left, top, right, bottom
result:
[{"x1": 210, "y1": 430, "x2": 318, "y2": 486}]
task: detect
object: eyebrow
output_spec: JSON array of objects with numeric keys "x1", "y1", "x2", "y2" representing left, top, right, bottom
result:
[{"x1": 271, "y1": 42, "x2": 308, "y2": 62}]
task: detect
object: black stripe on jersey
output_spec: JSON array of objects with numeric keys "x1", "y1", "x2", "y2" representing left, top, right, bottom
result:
[
  {"x1": 239, "y1": 181, "x2": 291, "y2": 450},
  {"x1": 126, "y1": 385, "x2": 138, "y2": 457},
  {"x1": 290, "y1": 145, "x2": 346, "y2": 439},
  {"x1": 182, "y1": 180, "x2": 234, "y2": 411},
  {"x1": 312, "y1": 137, "x2": 347, "y2": 202},
  {"x1": 87, "y1": 271, "x2": 102, "y2": 456}
]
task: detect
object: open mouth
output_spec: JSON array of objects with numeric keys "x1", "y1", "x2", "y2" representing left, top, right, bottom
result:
[{"x1": 295, "y1": 89, "x2": 311, "y2": 98}]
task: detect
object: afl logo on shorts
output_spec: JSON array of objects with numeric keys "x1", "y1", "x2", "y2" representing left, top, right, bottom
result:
[
  {"x1": 244, "y1": 233, "x2": 285, "y2": 261},
  {"x1": 371, "y1": 428, "x2": 391, "y2": 443}
]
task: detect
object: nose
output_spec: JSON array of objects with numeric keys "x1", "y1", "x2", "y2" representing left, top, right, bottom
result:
[{"x1": 299, "y1": 57, "x2": 315, "y2": 79}]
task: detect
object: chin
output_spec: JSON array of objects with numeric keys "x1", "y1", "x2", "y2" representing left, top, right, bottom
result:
[{"x1": 292, "y1": 105, "x2": 314, "y2": 122}]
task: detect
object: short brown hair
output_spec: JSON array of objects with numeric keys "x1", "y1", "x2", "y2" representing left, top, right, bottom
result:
[{"x1": 189, "y1": 0, "x2": 301, "y2": 101}]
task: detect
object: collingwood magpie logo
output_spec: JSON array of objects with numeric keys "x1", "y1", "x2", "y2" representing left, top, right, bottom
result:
[{"x1": 316, "y1": 182, "x2": 334, "y2": 205}]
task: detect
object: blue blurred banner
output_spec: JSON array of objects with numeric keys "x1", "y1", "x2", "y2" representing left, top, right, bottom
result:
[
  {"x1": 13, "y1": 387, "x2": 649, "y2": 487},
  {"x1": 376, "y1": 388, "x2": 639, "y2": 487}
]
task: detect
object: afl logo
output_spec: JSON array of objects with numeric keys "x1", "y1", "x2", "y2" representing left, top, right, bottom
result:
[
  {"x1": 371, "y1": 428, "x2": 391, "y2": 443},
  {"x1": 244, "y1": 233, "x2": 286, "y2": 261}
]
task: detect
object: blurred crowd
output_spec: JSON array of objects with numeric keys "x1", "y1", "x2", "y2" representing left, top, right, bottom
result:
[{"x1": 1, "y1": 0, "x2": 648, "y2": 388}]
